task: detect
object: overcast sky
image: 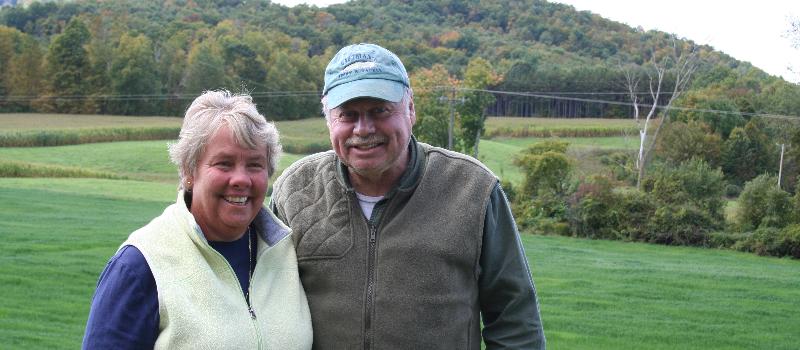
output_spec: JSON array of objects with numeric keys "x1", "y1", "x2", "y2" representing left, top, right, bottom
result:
[{"x1": 272, "y1": 0, "x2": 800, "y2": 83}]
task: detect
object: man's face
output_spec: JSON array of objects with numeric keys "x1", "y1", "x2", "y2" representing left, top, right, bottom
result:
[{"x1": 327, "y1": 97, "x2": 415, "y2": 182}]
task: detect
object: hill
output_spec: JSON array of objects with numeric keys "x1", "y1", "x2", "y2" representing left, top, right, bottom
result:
[{"x1": 1, "y1": 0, "x2": 798, "y2": 119}]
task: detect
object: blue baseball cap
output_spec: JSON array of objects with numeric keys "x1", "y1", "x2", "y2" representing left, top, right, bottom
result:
[{"x1": 323, "y1": 43, "x2": 410, "y2": 109}]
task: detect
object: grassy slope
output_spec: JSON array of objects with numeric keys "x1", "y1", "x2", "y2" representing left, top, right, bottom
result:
[
  {"x1": 528, "y1": 234, "x2": 800, "y2": 349},
  {"x1": 1, "y1": 178, "x2": 797, "y2": 349}
]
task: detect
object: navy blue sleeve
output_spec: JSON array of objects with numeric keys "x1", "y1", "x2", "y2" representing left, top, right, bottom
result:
[
  {"x1": 82, "y1": 245, "x2": 159, "y2": 350},
  {"x1": 479, "y1": 182, "x2": 546, "y2": 349}
]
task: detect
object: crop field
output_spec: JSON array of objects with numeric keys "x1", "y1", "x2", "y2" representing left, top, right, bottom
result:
[
  {"x1": 0, "y1": 113, "x2": 183, "y2": 131},
  {"x1": 2, "y1": 114, "x2": 797, "y2": 349}
]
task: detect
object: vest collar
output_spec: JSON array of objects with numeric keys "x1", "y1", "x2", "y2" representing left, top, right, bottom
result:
[{"x1": 177, "y1": 190, "x2": 291, "y2": 247}]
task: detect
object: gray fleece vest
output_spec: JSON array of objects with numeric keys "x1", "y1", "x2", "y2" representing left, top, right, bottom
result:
[{"x1": 272, "y1": 142, "x2": 497, "y2": 349}]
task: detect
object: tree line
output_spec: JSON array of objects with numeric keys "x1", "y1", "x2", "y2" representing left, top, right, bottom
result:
[{"x1": 1, "y1": 0, "x2": 799, "y2": 120}]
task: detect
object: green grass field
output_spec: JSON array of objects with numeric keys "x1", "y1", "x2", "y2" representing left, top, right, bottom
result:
[
  {"x1": 4, "y1": 114, "x2": 796, "y2": 349},
  {"x1": 1, "y1": 178, "x2": 797, "y2": 349}
]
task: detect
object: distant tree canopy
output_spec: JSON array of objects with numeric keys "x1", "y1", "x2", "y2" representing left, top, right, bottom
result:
[{"x1": 0, "y1": 0, "x2": 798, "y2": 119}]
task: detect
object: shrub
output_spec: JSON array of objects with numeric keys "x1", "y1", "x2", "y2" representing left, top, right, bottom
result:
[
  {"x1": 776, "y1": 225, "x2": 800, "y2": 258},
  {"x1": 514, "y1": 140, "x2": 572, "y2": 197},
  {"x1": 599, "y1": 151, "x2": 636, "y2": 184},
  {"x1": 736, "y1": 174, "x2": 792, "y2": 230},
  {"x1": 724, "y1": 183, "x2": 742, "y2": 198},
  {"x1": 644, "y1": 158, "x2": 725, "y2": 220},
  {"x1": 734, "y1": 227, "x2": 781, "y2": 256},
  {"x1": 645, "y1": 204, "x2": 716, "y2": 246},
  {"x1": 707, "y1": 231, "x2": 749, "y2": 249},
  {"x1": 569, "y1": 175, "x2": 623, "y2": 240}
]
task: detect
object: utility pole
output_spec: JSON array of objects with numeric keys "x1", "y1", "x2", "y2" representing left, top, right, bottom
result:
[
  {"x1": 448, "y1": 87, "x2": 455, "y2": 150},
  {"x1": 439, "y1": 87, "x2": 463, "y2": 151},
  {"x1": 778, "y1": 143, "x2": 785, "y2": 189}
]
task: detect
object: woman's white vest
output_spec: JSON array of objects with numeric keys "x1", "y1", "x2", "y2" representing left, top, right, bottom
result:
[{"x1": 123, "y1": 192, "x2": 312, "y2": 349}]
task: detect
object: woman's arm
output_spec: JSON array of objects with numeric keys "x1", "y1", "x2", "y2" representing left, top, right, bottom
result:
[{"x1": 82, "y1": 245, "x2": 159, "y2": 349}]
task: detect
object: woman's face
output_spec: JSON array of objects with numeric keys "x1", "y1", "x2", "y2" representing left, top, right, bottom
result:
[{"x1": 188, "y1": 125, "x2": 269, "y2": 242}]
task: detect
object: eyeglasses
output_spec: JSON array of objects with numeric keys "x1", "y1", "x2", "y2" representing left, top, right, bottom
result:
[{"x1": 334, "y1": 106, "x2": 395, "y2": 124}]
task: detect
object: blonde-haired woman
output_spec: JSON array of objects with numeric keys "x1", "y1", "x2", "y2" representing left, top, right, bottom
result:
[{"x1": 83, "y1": 90, "x2": 312, "y2": 349}]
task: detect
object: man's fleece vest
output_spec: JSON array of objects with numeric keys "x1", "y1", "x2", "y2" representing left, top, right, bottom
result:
[
  {"x1": 124, "y1": 193, "x2": 312, "y2": 350},
  {"x1": 272, "y1": 142, "x2": 497, "y2": 349}
]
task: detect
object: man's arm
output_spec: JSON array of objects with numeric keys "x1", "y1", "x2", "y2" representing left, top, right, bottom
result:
[{"x1": 479, "y1": 182, "x2": 546, "y2": 349}]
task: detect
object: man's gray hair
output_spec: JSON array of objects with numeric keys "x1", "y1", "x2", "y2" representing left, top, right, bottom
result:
[
  {"x1": 321, "y1": 87, "x2": 414, "y2": 122},
  {"x1": 168, "y1": 90, "x2": 281, "y2": 188}
]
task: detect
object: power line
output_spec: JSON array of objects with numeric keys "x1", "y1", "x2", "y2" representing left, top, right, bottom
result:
[
  {"x1": 458, "y1": 87, "x2": 800, "y2": 121},
  {"x1": 2, "y1": 87, "x2": 799, "y2": 120}
]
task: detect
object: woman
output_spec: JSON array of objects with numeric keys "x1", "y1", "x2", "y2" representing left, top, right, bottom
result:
[{"x1": 82, "y1": 90, "x2": 312, "y2": 349}]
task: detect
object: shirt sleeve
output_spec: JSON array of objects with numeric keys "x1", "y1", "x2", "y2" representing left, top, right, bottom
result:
[
  {"x1": 82, "y1": 245, "x2": 159, "y2": 350},
  {"x1": 479, "y1": 181, "x2": 546, "y2": 349}
]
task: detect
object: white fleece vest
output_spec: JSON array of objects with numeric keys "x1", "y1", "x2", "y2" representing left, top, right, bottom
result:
[{"x1": 123, "y1": 192, "x2": 312, "y2": 349}]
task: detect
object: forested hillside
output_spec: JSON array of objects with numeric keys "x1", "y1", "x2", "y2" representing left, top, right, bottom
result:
[{"x1": 1, "y1": 0, "x2": 799, "y2": 119}]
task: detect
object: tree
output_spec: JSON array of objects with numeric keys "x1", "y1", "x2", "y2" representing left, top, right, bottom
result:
[
  {"x1": 39, "y1": 18, "x2": 92, "y2": 114},
  {"x1": 110, "y1": 34, "x2": 158, "y2": 115},
  {"x1": 410, "y1": 64, "x2": 455, "y2": 148},
  {"x1": 5, "y1": 33, "x2": 44, "y2": 112},
  {"x1": 655, "y1": 120, "x2": 721, "y2": 167},
  {"x1": 457, "y1": 57, "x2": 499, "y2": 157},
  {"x1": 183, "y1": 38, "x2": 228, "y2": 94},
  {"x1": 622, "y1": 36, "x2": 699, "y2": 189},
  {"x1": 722, "y1": 119, "x2": 778, "y2": 185}
]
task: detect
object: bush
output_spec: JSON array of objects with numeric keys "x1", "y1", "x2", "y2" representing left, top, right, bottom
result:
[
  {"x1": 736, "y1": 174, "x2": 792, "y2": 230},
  {"x1": 599, "y1": 152, "x2": 636, "y2": 184},
  {"x1": 776, "y1": 225, "x2": 800, "y2": 258},
  {"x1": 724, "y1": 183, "x2": 742, "y2": 198},
  {"x1": 644, "y1": 204, "x2": 716, "y2": 246},
  {"x1": 734, "y1": 227, "x2": 782, "y2": 256},
  {"x1": 707, "y1": 231, "x2": 749, "y2": 249},
  {"x1": 644, "y1": 158, "x2": 725, "y2": 220},
  {"x1": 569, "y1": 175, "x2": 623, "y2": 240}
]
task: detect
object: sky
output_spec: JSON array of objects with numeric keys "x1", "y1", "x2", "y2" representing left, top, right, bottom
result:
[{"x1": 272, "y1": 0, "x2": 800, "y2": 83}]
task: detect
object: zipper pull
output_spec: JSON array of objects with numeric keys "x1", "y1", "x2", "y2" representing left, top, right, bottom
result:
[
  {"x1": 369, "y1": 226, "x2": 376, "y2": 243},
  {"x1": 249, "y1": 306, "x2": 257, "y2": 320}
]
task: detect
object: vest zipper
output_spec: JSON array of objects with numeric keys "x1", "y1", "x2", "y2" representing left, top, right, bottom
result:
[
  {"x1": 364, "y1": 222, "x2": 377, "y2": 350},
  {"x1": 209, "y1": 241, "x2": 261, "y2": 348}
]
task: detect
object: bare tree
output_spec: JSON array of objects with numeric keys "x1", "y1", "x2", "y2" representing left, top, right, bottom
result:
[{"x1": 622, "y1": 37, "x2": 699, "y2": 189}]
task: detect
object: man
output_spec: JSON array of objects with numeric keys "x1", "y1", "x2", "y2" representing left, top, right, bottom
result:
[{"x1": 271, "y1": 43, "x2": 545, "y2": 349}]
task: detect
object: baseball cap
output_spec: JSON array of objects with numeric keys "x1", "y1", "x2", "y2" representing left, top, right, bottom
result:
[{"x1": 323, "y1": 43, "x2": 410, "y2": 109}]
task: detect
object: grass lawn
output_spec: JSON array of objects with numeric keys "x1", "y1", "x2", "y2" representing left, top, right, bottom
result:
[
  {"x1": 527, "y1": 234, "x2": 800, "y2": 349},
  {"x1": 1, "y1": 178, "x2": 797, "y2": 349}
]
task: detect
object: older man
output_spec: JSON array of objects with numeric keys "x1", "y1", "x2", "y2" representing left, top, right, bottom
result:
[{"x1": 271, "y1": 43, "x2": 545, "y2": 349}]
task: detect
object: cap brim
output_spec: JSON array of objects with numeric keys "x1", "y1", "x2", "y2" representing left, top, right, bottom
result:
[{"x1": 326, "y1": 79, "x2": 405, "y2": 109}]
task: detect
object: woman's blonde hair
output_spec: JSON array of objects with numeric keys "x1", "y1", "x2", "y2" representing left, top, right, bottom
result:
[{"x1": 168, "y1": 90, "x2": 281, "y2": 189}]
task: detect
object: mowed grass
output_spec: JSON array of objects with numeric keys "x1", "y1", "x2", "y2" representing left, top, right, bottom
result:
[
  {"x1": 1, "y1": 178, "x2": 797, "y2": 349},
  {"x1": 527, "y1": 235, "x2": 800, "y2": 349}
]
